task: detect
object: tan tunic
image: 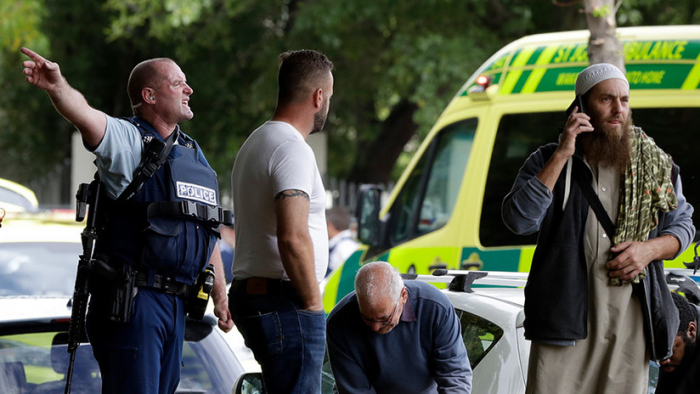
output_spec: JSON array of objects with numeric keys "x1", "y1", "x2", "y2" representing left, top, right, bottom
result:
[{"x1": 526, "y1": 164, "x2": 649, "y2": 394}]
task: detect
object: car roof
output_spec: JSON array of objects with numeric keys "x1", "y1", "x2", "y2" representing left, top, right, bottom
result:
[
  {"x1": 0, "y1": 216, "x2": 83, "y2": 243},
  {"x1": 461, "y1": 286, "x2": 525, "y2": 307},
  {"x1": 0, "y1": 296, "x2": 226, "y2": 331},
  {"x1": 0, "y1": 297, "x2": 74, "y2": 324},
  {"x1": 0, "y1": 178, "x2": 39, "y2": 213},
  {"x1": 406, "y1": 270, "x2": 526, "y2": 304},
  {"x1": 413, "y1": 268, "x2": 700, "y2": 324},
  {"x1": 406, "y1": 271, "x2": 527, "y2": 329}
]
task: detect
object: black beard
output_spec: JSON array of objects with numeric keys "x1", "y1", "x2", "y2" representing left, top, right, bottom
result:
[
  {"x1": 681, "y1": 337, "x2": 698, "y2": 367},
  {"x1": 578, "y1": 113, "x2": 633, "y2": 173}
]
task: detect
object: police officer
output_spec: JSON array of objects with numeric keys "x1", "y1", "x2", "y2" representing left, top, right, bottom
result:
[{"x1": 21, "y1": 47, "x2": 233, "y2": 394}]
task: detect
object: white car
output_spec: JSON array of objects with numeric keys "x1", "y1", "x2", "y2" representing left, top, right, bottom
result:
[
  {"x1": 0, "y1": 297, "x2": 246, "y2": 394},
  {"x1": 234, "y1": 271, "x2": 531, "y2": 394},
  {"x1": 0, "y1": 215, "x2": 84, "y2": 296},
  {"x1": 439, "y1": 272, "x2": 529, "y2": 393},
  {"x1": 0, "y1": 215, "x2": 252, "y2": 393},
  {"x1": 234, "y1": 269, "x2": 700, "y2": 393}
]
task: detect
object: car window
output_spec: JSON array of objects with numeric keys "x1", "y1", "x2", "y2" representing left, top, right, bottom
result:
[
  {"x1": 478, "y1": 111, "x2": 562, "y2": 248},
  {"x1": 0, "y1": 319, "x2": 240, "y2": 394},
  {"x1": 455, "y1": 309, "x2": 504, "y2": 368},
  {"x1": 0, "y1": 331, "x2": 101, "y2": 393},
  {"x1": 388, "y1": 119, "x2": 477, "y2": 245},
  {"x1": 479, "y1": 107, "x2": 700, "y2": 248},
  {"x1": 0, "y1": 242, "x2": 81, "y2": 296},
  {"x1": 180, "y1": 318, "x2": 242, "y2": 394}
]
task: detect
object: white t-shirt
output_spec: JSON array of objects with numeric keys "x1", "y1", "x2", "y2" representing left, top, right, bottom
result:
[{"x1": 231, "y1": 121, "x2": 328, "y2": 282}]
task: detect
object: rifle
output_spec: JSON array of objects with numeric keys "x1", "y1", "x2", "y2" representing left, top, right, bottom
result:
[{"x1": 65, "y1": 179, "x2": 101, "y2": 394}]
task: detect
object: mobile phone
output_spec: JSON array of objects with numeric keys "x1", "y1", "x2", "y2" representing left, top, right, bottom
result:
[{"x1": 577, "y1": 95, "x2": 586, "y2": 114}]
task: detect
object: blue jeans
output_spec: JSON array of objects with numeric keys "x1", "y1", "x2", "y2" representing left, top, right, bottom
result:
[
  {"x1": 86, "y1": 288, "x2": 186, "y2": 394},
  {"x1": 229, "y1": 279, "x2": 326, "y2": 394}
]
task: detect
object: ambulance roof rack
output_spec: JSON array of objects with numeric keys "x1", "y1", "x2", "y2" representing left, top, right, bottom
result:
[{"x1": 401, "y1": 269, "x2": 528, "y2": 293}]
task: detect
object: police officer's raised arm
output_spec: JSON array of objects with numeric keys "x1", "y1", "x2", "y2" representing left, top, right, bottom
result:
[{"x1": 21, "y1": 47, "x2": 106, "y2": 149}]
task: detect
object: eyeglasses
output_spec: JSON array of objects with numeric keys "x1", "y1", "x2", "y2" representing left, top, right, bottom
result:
[{"x1": 361, "y1": 296, "x2": 401, "y2": 327}]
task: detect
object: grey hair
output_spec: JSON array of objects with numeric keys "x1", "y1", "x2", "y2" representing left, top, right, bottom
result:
[{"x1": 355, "y1": 261, "x2": 404, "y2": 303}]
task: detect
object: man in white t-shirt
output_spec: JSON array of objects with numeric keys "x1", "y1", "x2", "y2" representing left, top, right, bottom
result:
[{"x1": 229, "y1": 49, "x2": 334, "y2": 393}]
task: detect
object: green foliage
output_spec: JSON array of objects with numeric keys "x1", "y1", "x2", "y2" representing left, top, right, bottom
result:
[
  {"x1": 0, "y1": 0, "x2": 697, "y2": 202},
  {"x1": 105, "y1": 0, "x2": 214, "y2": 41},
  {"x1": 0, "y1": 0, "x2": 49, "y2": 53},
  {"x1": 0, "y1": 0, "x2": 52, "y2": 182},
  {"x1": 592, "y1": 5, "x2": 612, "y2": 18},
  {"x1": 617, "y1": 0, "x2": 700, "y2": 25}
]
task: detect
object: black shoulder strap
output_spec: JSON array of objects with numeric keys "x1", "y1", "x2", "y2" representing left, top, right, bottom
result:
[
  {"x1": 117, "y1": 128, "x2": 179, "y2": 202},
  {"x1": 672, "y1": 162, "x2": 679, "y2": 185},
  {"x1": 571, "y1": 160, "x2": 616, "y2": 238}
]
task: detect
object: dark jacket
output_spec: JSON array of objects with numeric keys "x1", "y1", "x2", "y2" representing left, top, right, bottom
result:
[{"x1": 504, "y1": 144, "x2": 590, "y2": 340}]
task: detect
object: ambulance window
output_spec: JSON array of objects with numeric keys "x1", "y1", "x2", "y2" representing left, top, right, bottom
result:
[
  {"x1": 480, "y1": 111, "x2": 564, "y2": 247},
  {"x1": 480, "y1": 106, "x2": 700, "y2": 248},
  {"x1": 388, "y1": 119, "x2": 476, "y2": 245}
]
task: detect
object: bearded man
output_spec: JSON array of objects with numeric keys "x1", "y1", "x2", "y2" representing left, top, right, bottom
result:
[{"x1": 502, "y1": 63, "x2": 695, "y2": 394}]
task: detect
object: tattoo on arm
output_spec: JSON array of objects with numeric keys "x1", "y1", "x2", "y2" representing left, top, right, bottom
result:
[{"x1": 275, "y1": 189, "x2": 310, "y2": 201}]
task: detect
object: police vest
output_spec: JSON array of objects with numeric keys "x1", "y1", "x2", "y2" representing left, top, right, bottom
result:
[{"x1": 94, "y1": 117, "x2": 223, "y2": 285}]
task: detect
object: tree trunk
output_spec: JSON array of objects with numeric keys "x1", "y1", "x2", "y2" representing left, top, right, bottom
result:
[
  {"x1": 348, "y1": 99, "x2": 419, "y2": 184},
  {"x1": 583, "y1": 0, "x2": 625, "y2": 71}
]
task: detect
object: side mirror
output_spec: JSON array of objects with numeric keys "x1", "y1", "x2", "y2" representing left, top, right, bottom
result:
[
  {"x1": 355, "y1": 184, "x2": 383, "y2": 247},
  {"x1": 232, "y1": 372, "x2": 263, "y2": 394}
]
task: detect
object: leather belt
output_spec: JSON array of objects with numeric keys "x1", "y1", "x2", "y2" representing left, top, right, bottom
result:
[{"x1": 230, "y1": 277, "x2": 291, "y2": 296}]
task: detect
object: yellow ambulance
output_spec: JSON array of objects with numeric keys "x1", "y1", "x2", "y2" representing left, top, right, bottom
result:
[{"x1": 323, "y1": 25, "x2": 700, "y2": 312}]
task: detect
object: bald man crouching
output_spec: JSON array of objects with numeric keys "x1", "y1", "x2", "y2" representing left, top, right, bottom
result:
[{"x1": 326, "y1": 261, "x2": 472, "y2": 394}]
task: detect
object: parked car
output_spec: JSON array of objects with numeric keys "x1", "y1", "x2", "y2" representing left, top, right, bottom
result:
[
  {"x1": 0, "y1": 297, "x2": 246, "y2": 394},
  {"x1": 0, "y1": 178, "x2": 39, "y2": 213},
  {"x1": 235, "y1": 270, "x2": 700, "y2": 394},
  {"x1": 1, "y1": 214, "x2": 254, "y2": 393},
  {"x1": 235, "y1": 271, "x2": 530, "y2": 394},
  {"x1": 0, "y1": 214, "x2": 84, "y2": 297}
]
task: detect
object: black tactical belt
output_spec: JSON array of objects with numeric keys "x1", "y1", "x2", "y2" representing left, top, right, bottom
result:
[
  {"x1": 147, "y1": 201, "x2": 233, "y2": 226},
  {"x1": 135, "y1": 272, "x2": 189, "y2": 296}
]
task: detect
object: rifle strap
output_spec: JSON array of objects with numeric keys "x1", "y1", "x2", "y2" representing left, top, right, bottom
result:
[{"x1": 117, "y1": 127, "x2": 178, "y2": 202}]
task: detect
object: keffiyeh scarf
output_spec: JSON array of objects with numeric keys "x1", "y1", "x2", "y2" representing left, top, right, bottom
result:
[{"x1": 610, "y1": 127, "x2": 678, "y2": 286}]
